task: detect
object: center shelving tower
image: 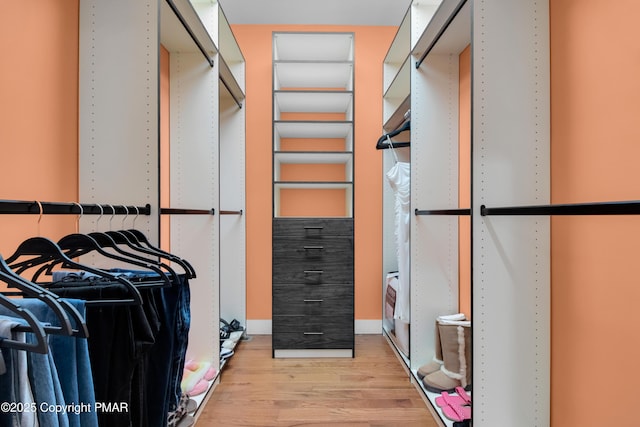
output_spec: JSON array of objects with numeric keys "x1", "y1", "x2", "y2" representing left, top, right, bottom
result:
[{"x1": 271, "y1": 32, "x2": 356, "y2": 358}]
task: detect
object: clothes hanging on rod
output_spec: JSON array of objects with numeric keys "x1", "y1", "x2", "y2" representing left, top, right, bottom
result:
[
  {"x1": 0, "y1": 225, "x2": 195, "y2": 427},
  {"x1": 0, "y1": 298, "x2": 98, "y2": 427},
  {"x1": 386, "y1": 161, "x2": 411, "y2": 323}
]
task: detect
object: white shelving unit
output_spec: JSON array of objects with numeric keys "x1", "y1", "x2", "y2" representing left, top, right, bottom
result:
[
  {"x1": 79, "y1": 0, "x2": 245, "y2": 422},
  {"x1": 381, "y1": 1, "x2": 550, "y2": 426},
  {"x1": 272, "y1": 32, "x2": 355, "y2": 218}
]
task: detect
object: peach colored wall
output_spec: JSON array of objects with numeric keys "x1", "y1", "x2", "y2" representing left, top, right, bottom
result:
[
  {"x1": 232, "y1": 24, "x2": 397, "y2": 321},
  {"x1": 550, "y1": 1, "x2": 640, "y2": 425},
  {"x1": 458, "y1": 45, "x2": 471, "y2": 319},
  {"x1": 160, "y1": 45, "x2": 171, "y2": 251},
  {"x1": 0, "y1": 2, "x2": 79, "y2": 257}
]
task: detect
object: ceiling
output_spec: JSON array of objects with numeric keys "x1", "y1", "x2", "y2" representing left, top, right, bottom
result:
[{"x1": 218, "y1": 0, "x2": 413, "y2": 26}]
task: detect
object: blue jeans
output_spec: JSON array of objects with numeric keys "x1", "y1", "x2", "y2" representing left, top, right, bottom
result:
[
  {"x1": 0, "y1": 317, "x2": 21, "y2": 427},
  {"x1": 147, "y1": 274, "x2": 191, "y2": 426},
  {"x1": 0, "y1": 299, "x2": 98, "y2": 427}
]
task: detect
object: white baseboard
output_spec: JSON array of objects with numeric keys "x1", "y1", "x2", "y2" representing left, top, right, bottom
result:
[
  {"x1": 246, "y1": 319, "x2": 382, "y2": 335},
  {"x1": 246, "y1": 319, "x2": 272, "y2": 335},
  {"x1": 355, "y1": 319, "x2": 383, "y2": 334}
]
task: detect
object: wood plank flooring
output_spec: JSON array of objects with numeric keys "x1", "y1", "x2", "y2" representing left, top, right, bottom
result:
[{"x1": 196, "y1": 335, "x2": 439, "y2": 427}]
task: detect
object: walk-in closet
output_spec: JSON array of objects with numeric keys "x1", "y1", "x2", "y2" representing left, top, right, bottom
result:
[{"x1": 2, "y1": 1, "x2": 639, "y2": 426}]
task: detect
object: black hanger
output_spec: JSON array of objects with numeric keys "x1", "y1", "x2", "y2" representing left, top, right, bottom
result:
[
  {"x1": 89, "y1": 231, "x2": 181, "y2": 285},
  {"x1": 43, "y1": 233, "x2": 172, "y2": 289},
  {"x1": 119, "y1": 229, "x2": 196, "y2": 279},
  {"x1": 119, "y1": 205, "x2": 196, "y2": 279},
  {"x1": 376, "y1": 120, "x2": 411, "y2": 150},
  {"x1": 4, "y1": 237, "x2": 143, "y2": 307},
  {"x1": 0, "y1": 254, "x2": 88, "y2": 338},
  {"x1": 0, "y1": 293, "x2": 48, "y2": 354}
]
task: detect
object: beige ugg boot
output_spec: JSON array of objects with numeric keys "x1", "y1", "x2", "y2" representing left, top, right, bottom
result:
[
  {"x1": 422, "y1": 319, "x2": 471, "y2": 393},
  {"x1": 417, "y1": 313, "x2": 466, "y2": 379}
]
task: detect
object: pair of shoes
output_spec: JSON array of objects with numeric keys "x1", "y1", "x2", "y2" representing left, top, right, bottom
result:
[
  {"x1": 436, "y1": 387, "x2": 471, "y2": 422},
  {"x1": 220, "y1": 318, "x2": 244, "y2": 333},
  {"x1": 417, "y1": 313, "x2": 467, "y2": 379},
  {"x1": 168, "y1": 394, "x2": 193, "y2": 427},
  {"x1": 220, "y1": 348, "x2": 234, "y2": 361},
  {"x1": 435, "y1": 386, "x2": 471, "y2": 407},
  {"x1": 422, "y1": 319, "x2": 471, "y2": 393},
  {"x1": 181, "y1": 360, "x2": 217, "y2": 396},
  {"x1": 176, "y1": 415, "x2": 195, "y2": 427},
  {"x1": 221, "y1": 330, "x2": 244, "y2": 349}
]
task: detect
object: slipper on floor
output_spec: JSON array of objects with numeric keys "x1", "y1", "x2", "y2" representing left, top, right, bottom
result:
[
  {"x1": 229, "y1": 330, "x2": 244, "y2": 341},
  {"x1": 220, "y1": 348, "x2": 234, "y2": 361},
  {"x1": 187, "y1": 379, "x2": 209, "y2": 396},
  {"x1": 176, "y1": 414, "x2": 195, "y2": 427},
  {"x1": 435, "y1": 392, "x2": 466, "y2": 408},
  {"x1": 455, "y1": 386, "x2": 472, "y2": 405},
  {"x1": 203, "y1": 366, "x2": 217, "y2": 381},
  {"x1": 185, "y1": 398, "x2": 197, "y2": 414},
  {"x1": 442, "y1": 403, "x2": 471, "y2": 422},
  {"x1": 181, "y1": 360, "x2": 212, "y2": 394}
]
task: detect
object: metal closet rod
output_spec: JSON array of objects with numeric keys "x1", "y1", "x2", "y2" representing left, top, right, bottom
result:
[
  {"x1": 165, "y1": 0, "x2": 215, "y2": 67},
  {"x1": 480, "y1": 200, "x2": 640, "y2": 216},
  {"x1": 219, "y1": 210, "x2": 243, "y2": 215},
  {"x1": 415, "y1": 208, "x2": 471, "y2": 216},
  {"x1": 0, "y1": 200, "x2": 151, "y2": 215},
  {"x1": 160, "y1": 208, "x2": 215, "y2": 215},
  {"x1": 415, "y1": 0, "x2": 468, "y2": 69}
]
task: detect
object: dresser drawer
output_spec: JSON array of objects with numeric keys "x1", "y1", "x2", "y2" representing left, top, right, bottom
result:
[
  {"x1": 272, "y1": 316, "x2": 354, "y2": 350},
  {"x1": 272, "y1": 314, "x2": 353, "y2": 334},
  {"x1": 273, "y1": 237, "x2": 353, "y2": 283},
  {"x1": 272, "y1": 284, "x2": 353, "y2": 317},
  {"x1": 272, "y1": 332, "x2": 353, "y2": 350},
  {"x1": 273, "y1": 218, "x2": 353, "y2": 238}
]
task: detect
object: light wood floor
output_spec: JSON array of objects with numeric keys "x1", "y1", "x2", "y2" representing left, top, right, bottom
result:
[{"x1": 196, "y1": 335, "x2": 439, "y2": 427}]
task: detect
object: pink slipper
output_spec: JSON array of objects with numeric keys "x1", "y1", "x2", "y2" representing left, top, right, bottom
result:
[
  {"x1": 455, "y1": 386, "x2": 472, "y2": 405},
  {"x1": 203, "y1": 366, "x2": 217, "y2": 381},
  {"x1": 435, "y1": 392, "x2": 466, "y2": 408},
  {"x1": 187, "y1": 379, "x2": 209, "y2": 396},
  {"x1": 442, "y1": 403, "x2": 471, "y2": 422},
  {"x1": 184, "y1": 359, "x2": 199, "y2": 371}
]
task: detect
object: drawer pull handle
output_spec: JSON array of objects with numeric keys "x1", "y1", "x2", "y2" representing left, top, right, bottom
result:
[
  {"x1": 304, "y1": 246, "x2": 324, "y2": 250},
  {"x1": 303, "y1": 332, "x2": 324, "y2": 335},
  {"x1": 304, "y1": 226, "x2": 324, "y2": 230},
  {"x1": 303, "y1": 299, "x2": 324, "y2": 303},
  {"x1": 304, "y1": 270, "x2": 323, "y2": 274}
]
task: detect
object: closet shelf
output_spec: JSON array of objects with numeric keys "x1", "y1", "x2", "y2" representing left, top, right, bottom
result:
[
  {"x1": 383, "y1": 97, "x2": 411, "y2": 135},
  {"x1": 383, "y1": 11, "x2": 411, "y2": 92},
  {"x1": 161, "y1": 0, "x2": 218, "y2": 66},
  {"x1": 274, "y1": 121, "x2": 353, "y2": 138},
  {"x1": 383, "y1": 56, "x2": 411, "y2": 103},
  {"x1": 274, "y1": 91, "x2": 354, "y2": 114},
  {"x1": 275, "y1": 151, "x2": 353, "y2": 164},
  {"x1": 274, "y1": 62, "x2": 353, "y2": 90},
  {"x1": 413, "y1": 0, "x2": 469, "y2": 69},
  {"x1": 273, "y1": 32, "x2": 354, "y2": 62},
  {"x1": 219, "y1": 55, "x2": 245, "y2": 108},
  {"x1": 274, "y1": 182, "x2": 353, "y2": 190},
  {"x1": 480, "y1": 200, "x2": 640, "y2": 216}
]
